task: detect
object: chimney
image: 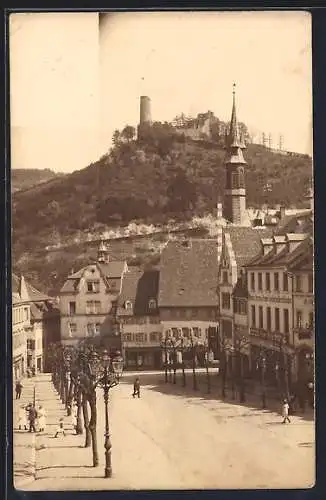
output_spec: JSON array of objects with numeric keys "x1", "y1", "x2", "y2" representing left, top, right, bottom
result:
[
  {"x1": 19, "y1": 275, "x2": 29, "y2": 301},
  {"x1": 286, "y1": 233, "x2": 308, "y2": 253},
  {"x1": 280, "y1": 206, "x2": 286, "y2": 219},
  {"x1": 273, "y1": 235, "x2": 287, "y2": 254},
  {"x1": 261, "y1": 238, "x2": 274, "y2": 255}
]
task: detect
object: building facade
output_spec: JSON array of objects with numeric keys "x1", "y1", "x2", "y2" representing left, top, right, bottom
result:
[
  {"x1": 246, "y1": 233, "x2": 312, "y2": 387},
  {"x1": 290, "y1": 237, "x2": 314, "y2": 388},
  {"x1": 12, "y1": 292, "x2": 29, "y2": 381},
  {"x1": 60, "y1": 249, "x2": 128, "y2": 345},
  {"x1": 218, "y1": 226, "x2": 271, "y2": 376},
  {"x1": 118, "y1": 269, "x2": 162, "y2": 369},
  {"x1": 158, "y1": 239, "x2": 219, "y2": 365},
  {"x1": 12, "y1": 274, "x2": 57, "y2": 374}
]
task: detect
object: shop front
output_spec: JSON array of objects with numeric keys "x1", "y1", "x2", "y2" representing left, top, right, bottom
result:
[{"x1": 125, "y1": 347, "x2": 162, "y2": 370}]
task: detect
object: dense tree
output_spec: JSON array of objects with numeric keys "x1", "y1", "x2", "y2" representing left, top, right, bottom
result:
[
  {"x1": 121, "y1": 125, "x2": 136, "y2": 143},
  {"x1": 112, "y1": 129, "x2": 121, "y2": 147}
]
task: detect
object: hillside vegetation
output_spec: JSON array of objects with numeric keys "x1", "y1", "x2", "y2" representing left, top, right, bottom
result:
[
  {"x1": 11, "y1": 168, "x2": 64, "y2": 193},
  {"x1": 12, "y1": 121, "x2": 312, "y2": 293}
]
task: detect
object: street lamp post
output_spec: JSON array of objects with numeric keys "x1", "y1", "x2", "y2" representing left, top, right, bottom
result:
[
  {"x1": 256, "y1": 352, "x2": 267, "y2": 409},
  {"x1": 279, "y1": 337, "x2": 290, "y2": 400},
  {"x1": 63, "y1": 348, "x2": 73, "y2": 416},
  {"x1": 234, "y1": 336, "x2": 248, "y2": 403},
  {"x1": 163, "y1": 337, "x2": 168, "y2": 383},
  {"x1": 205, "y1": 348, "x2": 211, "y2": 394},
  {"x1": 169, "y1": 337, "x2": 178, "y2": 385},
  {"x1": 79, "y1": 348, "x2": 124, "y2": 473},
  {"x1": 98, "y1": 349, "x2": 124, "y2": 478},
  {"x1": 221, "y1": 351, "x2": 227, "y2": 399},
  {"x1": 225, "y1": 345, "x2": 235, "y2": 399},
  {"x1": 181, "y1": 337, "x2": 186, "y2": 387},
  {"x1": 189, "y1": 335, "x2": 198, "y2": 391}
]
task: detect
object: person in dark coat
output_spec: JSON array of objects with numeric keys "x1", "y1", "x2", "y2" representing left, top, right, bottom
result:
[
  {"x1": 15, "y1": 380, "x2": 23, "y2": 399},
  {"x1": 26, "y1": 404, "x2": 38, "y2": 432},
  {"x1": 132, "y1": 378, "x2": 140, "y2": 398}
]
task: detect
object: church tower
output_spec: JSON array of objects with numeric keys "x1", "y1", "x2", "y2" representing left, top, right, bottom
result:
[{"x1": 223, "y1": 84, "x2": 247, "y2": 225}]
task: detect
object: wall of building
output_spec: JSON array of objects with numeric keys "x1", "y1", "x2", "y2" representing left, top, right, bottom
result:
[
  {"x1": 12, "y1": 303, "x2": 29, "y2": 380},
  {"x1": 120, "y1": 315, "x2": 162, "y2": 369},
  {"x1": 60, "y1": 265, "x2": 117, "y2": 341},
  {"x1": 27, "y1": 320, "x2": 44, "y2": 372},
  {"x1": 292, "y1": 270, "x2": 314, "y2": 352}
]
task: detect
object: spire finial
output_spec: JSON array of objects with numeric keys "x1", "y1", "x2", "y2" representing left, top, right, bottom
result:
[{"x1": 233, "y1": 82, "x2": 236, "y2": 94}]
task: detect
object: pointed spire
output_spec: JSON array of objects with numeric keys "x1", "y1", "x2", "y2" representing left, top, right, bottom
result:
[
  {"x1": 224, "y1": 83, "x2": 246, "y2": 164},
  {"x1": 229, "y1": 83, "x2": 242, "y2": 148}
]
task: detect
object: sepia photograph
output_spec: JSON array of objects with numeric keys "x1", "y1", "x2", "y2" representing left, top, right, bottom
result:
[{"x1": 9, "y1": 10, "x2": 314, "y2": 491}]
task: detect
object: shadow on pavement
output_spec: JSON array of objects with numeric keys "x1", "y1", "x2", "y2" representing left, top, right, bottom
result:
[{"x1": 121, "y1": 372, "x2": 314, "y2": 423}]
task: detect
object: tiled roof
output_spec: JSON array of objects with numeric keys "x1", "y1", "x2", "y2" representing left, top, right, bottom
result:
[
  {"x1": 60, "y1": 278, "x2": 80, "y2": 293},
  {"x1": 12, "y1": 274, "x2": 51, "y2": 302},
  {"x1": 60, "y1": 261, "x2": 126, "y2": 293},
  {"x1": 118, "y1": 269, "x2": 160, "y2": 316},
  {"x1": 12, "y1": 293, "x2": 21, "y2": 305},
  {"x1": 225, "y1": 227, "x2": 272, "y2": 269},
  {"x1": 280, "y1": 237, "x2": 313, "y2": 268},
  {"x1": 246, "y1": 235, "x2": 312, "y2": 269},
  {"x1": 98, "y1": 261, "x2": 127, "y2": 279},
  {"x1": 30, "y1": 302, "x2": 43, "y2": 320},
  {"x1": 275, "y1": 210, "x2": 313, "y2": 236},
  {"x1": 246, "y1": 246, "x2": 287, "y2": 268},
  {"x1": 158, "y1": 239, "x2": 219, "y2": 307},
  {"x1": 233, "y1": 275, "x2": 248, "y2": 298}
]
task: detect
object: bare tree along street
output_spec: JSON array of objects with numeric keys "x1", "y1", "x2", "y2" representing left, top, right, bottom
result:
[{"x1": 20, "y1": 373, "x2": 314, "y2": 491}]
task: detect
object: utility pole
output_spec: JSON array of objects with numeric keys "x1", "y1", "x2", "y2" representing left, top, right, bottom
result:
[{"x1": 279, "y1": 134, "x2": 284, "y2": 151}]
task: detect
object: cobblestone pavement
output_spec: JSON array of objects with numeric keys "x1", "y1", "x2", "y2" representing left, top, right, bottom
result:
[{"x1": 24, "y1": 373, "x2": 315, "y2": 491}]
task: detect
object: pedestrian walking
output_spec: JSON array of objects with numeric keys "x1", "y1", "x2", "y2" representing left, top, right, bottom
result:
[
  {"x1": 26, "y1": 403, "x2": 38, "y2": 432},
  {"x1": 132, "y1": 377, "x2": 141, "y2": 398},
  {"x1": 54, "y1": 418, "x2": 66, "y2": 438},
  {"x1": 38, "y1": 405, "x2": 47, "y2": 432},
  {"x1": 17, "y1": 405, "x2": 27, "y2": 430},
  {"x1": 15, "y1": 380, "x2": 23, "y2": 399},
  {"x1": 282, "y1": 399, "x2": 291, "y2": 423}
]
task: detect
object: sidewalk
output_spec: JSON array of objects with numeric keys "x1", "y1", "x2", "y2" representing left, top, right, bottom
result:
[
  {"x1": 13, "y1": 373, "x2": 68, "y2": 489},
  {"x1": 13, "y1": 376, "x2": 39, "y2": 488}
]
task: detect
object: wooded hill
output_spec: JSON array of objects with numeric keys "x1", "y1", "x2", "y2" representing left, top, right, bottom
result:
[{"x1": 12, "y1": 123, "x2": 312, "y2": 292}]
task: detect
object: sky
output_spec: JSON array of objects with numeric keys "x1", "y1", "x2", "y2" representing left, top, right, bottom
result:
[{"x1": 10, "y1": 11, "x2": 312, "y2": 173}]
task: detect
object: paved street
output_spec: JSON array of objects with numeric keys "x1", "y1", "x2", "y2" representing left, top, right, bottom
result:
[{"x1": 19, "y1": 372, "x2": 315, "y2": 491}]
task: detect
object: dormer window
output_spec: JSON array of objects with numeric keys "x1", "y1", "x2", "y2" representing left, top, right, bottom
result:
[
  {"x1": 87, "y1": 280, "x2": 100, "y2": 293},
  {"x1": 125, "y1": 300, "x2": 133, "y2": 310},
  {"x1": 148, "y1": 298, "x2": 157, "y2": 310}
]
